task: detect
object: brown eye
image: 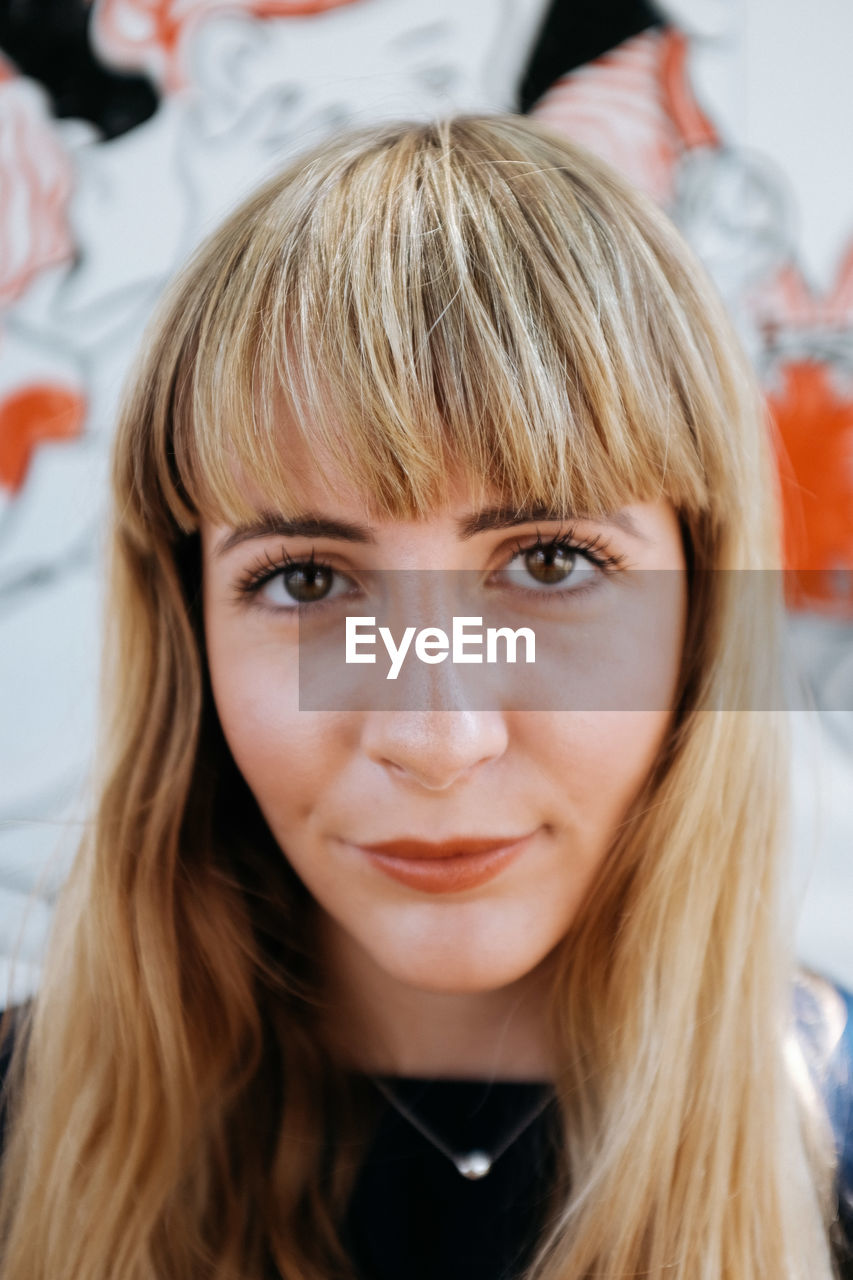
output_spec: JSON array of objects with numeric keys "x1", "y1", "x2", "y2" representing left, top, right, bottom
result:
[
  {"x1": 275, "y1": 563, "x2": 335, "y2": 604},
  {"x1": 523, "y1": 544, "x2": 577, "y2": 585},
  {"x1": 234, "y1": 549, "x2": 361, "y2": 616},
  {"x1": 496, "y1": 533, "x2": 613, "y2": 603}
]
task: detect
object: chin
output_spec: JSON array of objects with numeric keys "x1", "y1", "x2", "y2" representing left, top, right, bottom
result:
[{"x1": 373, "y1": 938, "x2": 541, "y2": 996}]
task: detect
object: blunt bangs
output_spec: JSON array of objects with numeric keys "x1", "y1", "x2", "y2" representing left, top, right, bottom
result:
[{"x1": 140, "y1": 114, "x2": 738, "y2": 537}]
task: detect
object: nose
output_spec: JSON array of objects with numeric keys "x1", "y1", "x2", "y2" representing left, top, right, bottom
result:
[{"x1": 360, "y1": 708, "x2": 509, "y2": 791}]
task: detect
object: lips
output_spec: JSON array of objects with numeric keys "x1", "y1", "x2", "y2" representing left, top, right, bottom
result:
[
  {"x1": 357, "y1": 834, "x2": 530, "y2": 860},
  {"x1": 349, "y1": 830, "x2": 538, "y2": 894}
]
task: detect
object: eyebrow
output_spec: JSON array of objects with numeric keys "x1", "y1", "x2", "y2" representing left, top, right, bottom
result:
[{"x1": 214, "y1": 504, "x2": 649, "y2": 558}]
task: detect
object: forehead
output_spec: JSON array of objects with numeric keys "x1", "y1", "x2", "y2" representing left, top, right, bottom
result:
[{"x1": 200, "y1": 426, "x2": 496, "y2": 537}]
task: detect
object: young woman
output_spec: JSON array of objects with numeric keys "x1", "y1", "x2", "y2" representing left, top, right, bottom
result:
[{"x1": 0, "y1": 113, "x2": 851, "y2": 1280}]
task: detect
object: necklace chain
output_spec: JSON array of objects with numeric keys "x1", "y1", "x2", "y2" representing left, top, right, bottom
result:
[{"x1": 369, "y1": 1074, "x2": 555, "y2": 1180}]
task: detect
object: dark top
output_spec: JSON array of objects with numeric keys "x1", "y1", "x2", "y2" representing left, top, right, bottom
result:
[
  {"x1": 1, "y1": 971, "x2": 852, "y2": 1279},
  {"x1": 340, "y1": 1076, "x2": 561, "y2": 1280},
  {"x1": 344, "y1": 970, "x2": 853, "y2": 1280}
]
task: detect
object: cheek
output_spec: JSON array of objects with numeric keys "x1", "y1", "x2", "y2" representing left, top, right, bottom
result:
[
  {"x1": 537, "y1": 709, "x2": 672, "y2": 842},
  {"x1": 205, "y1": 624, "x2": 345, "y2": 829}
]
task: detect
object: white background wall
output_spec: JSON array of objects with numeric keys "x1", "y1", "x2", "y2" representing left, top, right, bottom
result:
[
  {"x1": 668, "y1": 0, "x2": 853, "y2": 990},
  {"x1": 0, "y1": 0, "x2": 850, "y2": 1004}
]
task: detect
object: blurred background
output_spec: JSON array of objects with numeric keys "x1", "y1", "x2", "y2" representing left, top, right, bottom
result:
[{"x1": 0, "y1": 0, "x2": 850, "y2": 1003}]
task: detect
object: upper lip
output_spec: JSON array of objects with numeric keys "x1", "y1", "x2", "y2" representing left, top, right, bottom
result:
[{"x1": 355, "y1": 833, "x2": 533, "y2": 860}]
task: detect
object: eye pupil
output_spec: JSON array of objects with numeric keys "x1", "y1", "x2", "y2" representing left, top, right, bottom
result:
[
  {"x1": 526, "y1": 545, "x2": 576, "y2": 584},
  {"x1": 286, "y1": 565, "x2": 332, "y2": 602}
]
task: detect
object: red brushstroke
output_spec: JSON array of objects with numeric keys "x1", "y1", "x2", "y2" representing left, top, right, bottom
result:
[
  {"x1": 768, "y1": 362, "x2": 853, "y2": 614},
  {"x1": 0, "y1": 385, "x2": 86, "y2": 493}
]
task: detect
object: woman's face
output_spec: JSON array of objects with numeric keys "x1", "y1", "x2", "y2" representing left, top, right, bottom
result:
[{"x1": 200, "y1": 439, "x2": 688, "y2": 1000}]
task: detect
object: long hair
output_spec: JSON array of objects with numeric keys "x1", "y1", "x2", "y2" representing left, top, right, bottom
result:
[{"x1": 0, "y1": 113, "x2": 843, "y2": 1278}]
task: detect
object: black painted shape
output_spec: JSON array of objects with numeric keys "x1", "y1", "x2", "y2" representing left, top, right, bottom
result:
[
  {"x1": 0, "y1": 0, "x2": 158, "y2": 139},
  {"x1": 517, "y1": 0, "x2": 663, "y2": 113}
]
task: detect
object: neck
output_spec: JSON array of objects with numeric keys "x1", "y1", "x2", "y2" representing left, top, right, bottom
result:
[{"x1": 315, "y1": 911, "x2": 559, "y2": 1082}]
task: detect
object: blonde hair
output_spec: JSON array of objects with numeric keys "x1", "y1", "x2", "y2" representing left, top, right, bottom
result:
[{"x1": 0, "y1": 113, "x2": 844, "y2": 1278}]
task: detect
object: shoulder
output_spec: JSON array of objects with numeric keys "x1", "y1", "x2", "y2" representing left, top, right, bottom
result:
[
  {"x1": 0, "y1": 981, "x2": 850, "y2": 1184},
  {"x1": 0, "y1": 1001, "x2": 29, "y2": 1081},
  {"x1": 0, "y1": 1000, "x2": 33, "y2": 1155},
  {"x1": 792, "y1": 968, "x2": 853, "y2": 1250}
]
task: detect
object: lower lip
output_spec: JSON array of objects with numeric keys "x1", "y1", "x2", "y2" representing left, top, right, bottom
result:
[{"x1": 353, "y1": 832, "x2": 536, "y2": 894}]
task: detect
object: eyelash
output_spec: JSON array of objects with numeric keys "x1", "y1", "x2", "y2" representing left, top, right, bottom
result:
[{"x1": 230, "y1": 525, "x2": 629, "y2": 614}]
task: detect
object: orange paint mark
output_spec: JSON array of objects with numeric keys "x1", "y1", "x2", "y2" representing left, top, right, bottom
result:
[
  {"x1": 0, "y1": 385, "x2": 86, "y2": 493},
  {"x1": 251, "y1": 0, "x2": 360, "y2": 14},
  {"x1": 832, "y1": 239, "x2": 853, "y2": 316},
  {"x1": 755, "y1": 253, "x2": 853, "y2": 332},
  {"x1": 768, "y1": 362, "x2": 853, "y2": 615},
  {"x1": 156, "y1": 0, "x2": 181, "y2": 58},
  {"x1": 660, "y1": 28, "x2": 718, "y2": 150}
]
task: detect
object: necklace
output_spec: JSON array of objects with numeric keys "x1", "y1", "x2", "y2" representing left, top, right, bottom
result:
[{"x1": 369, "y1": 1075, "x2": 556, "y2": 1180}]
